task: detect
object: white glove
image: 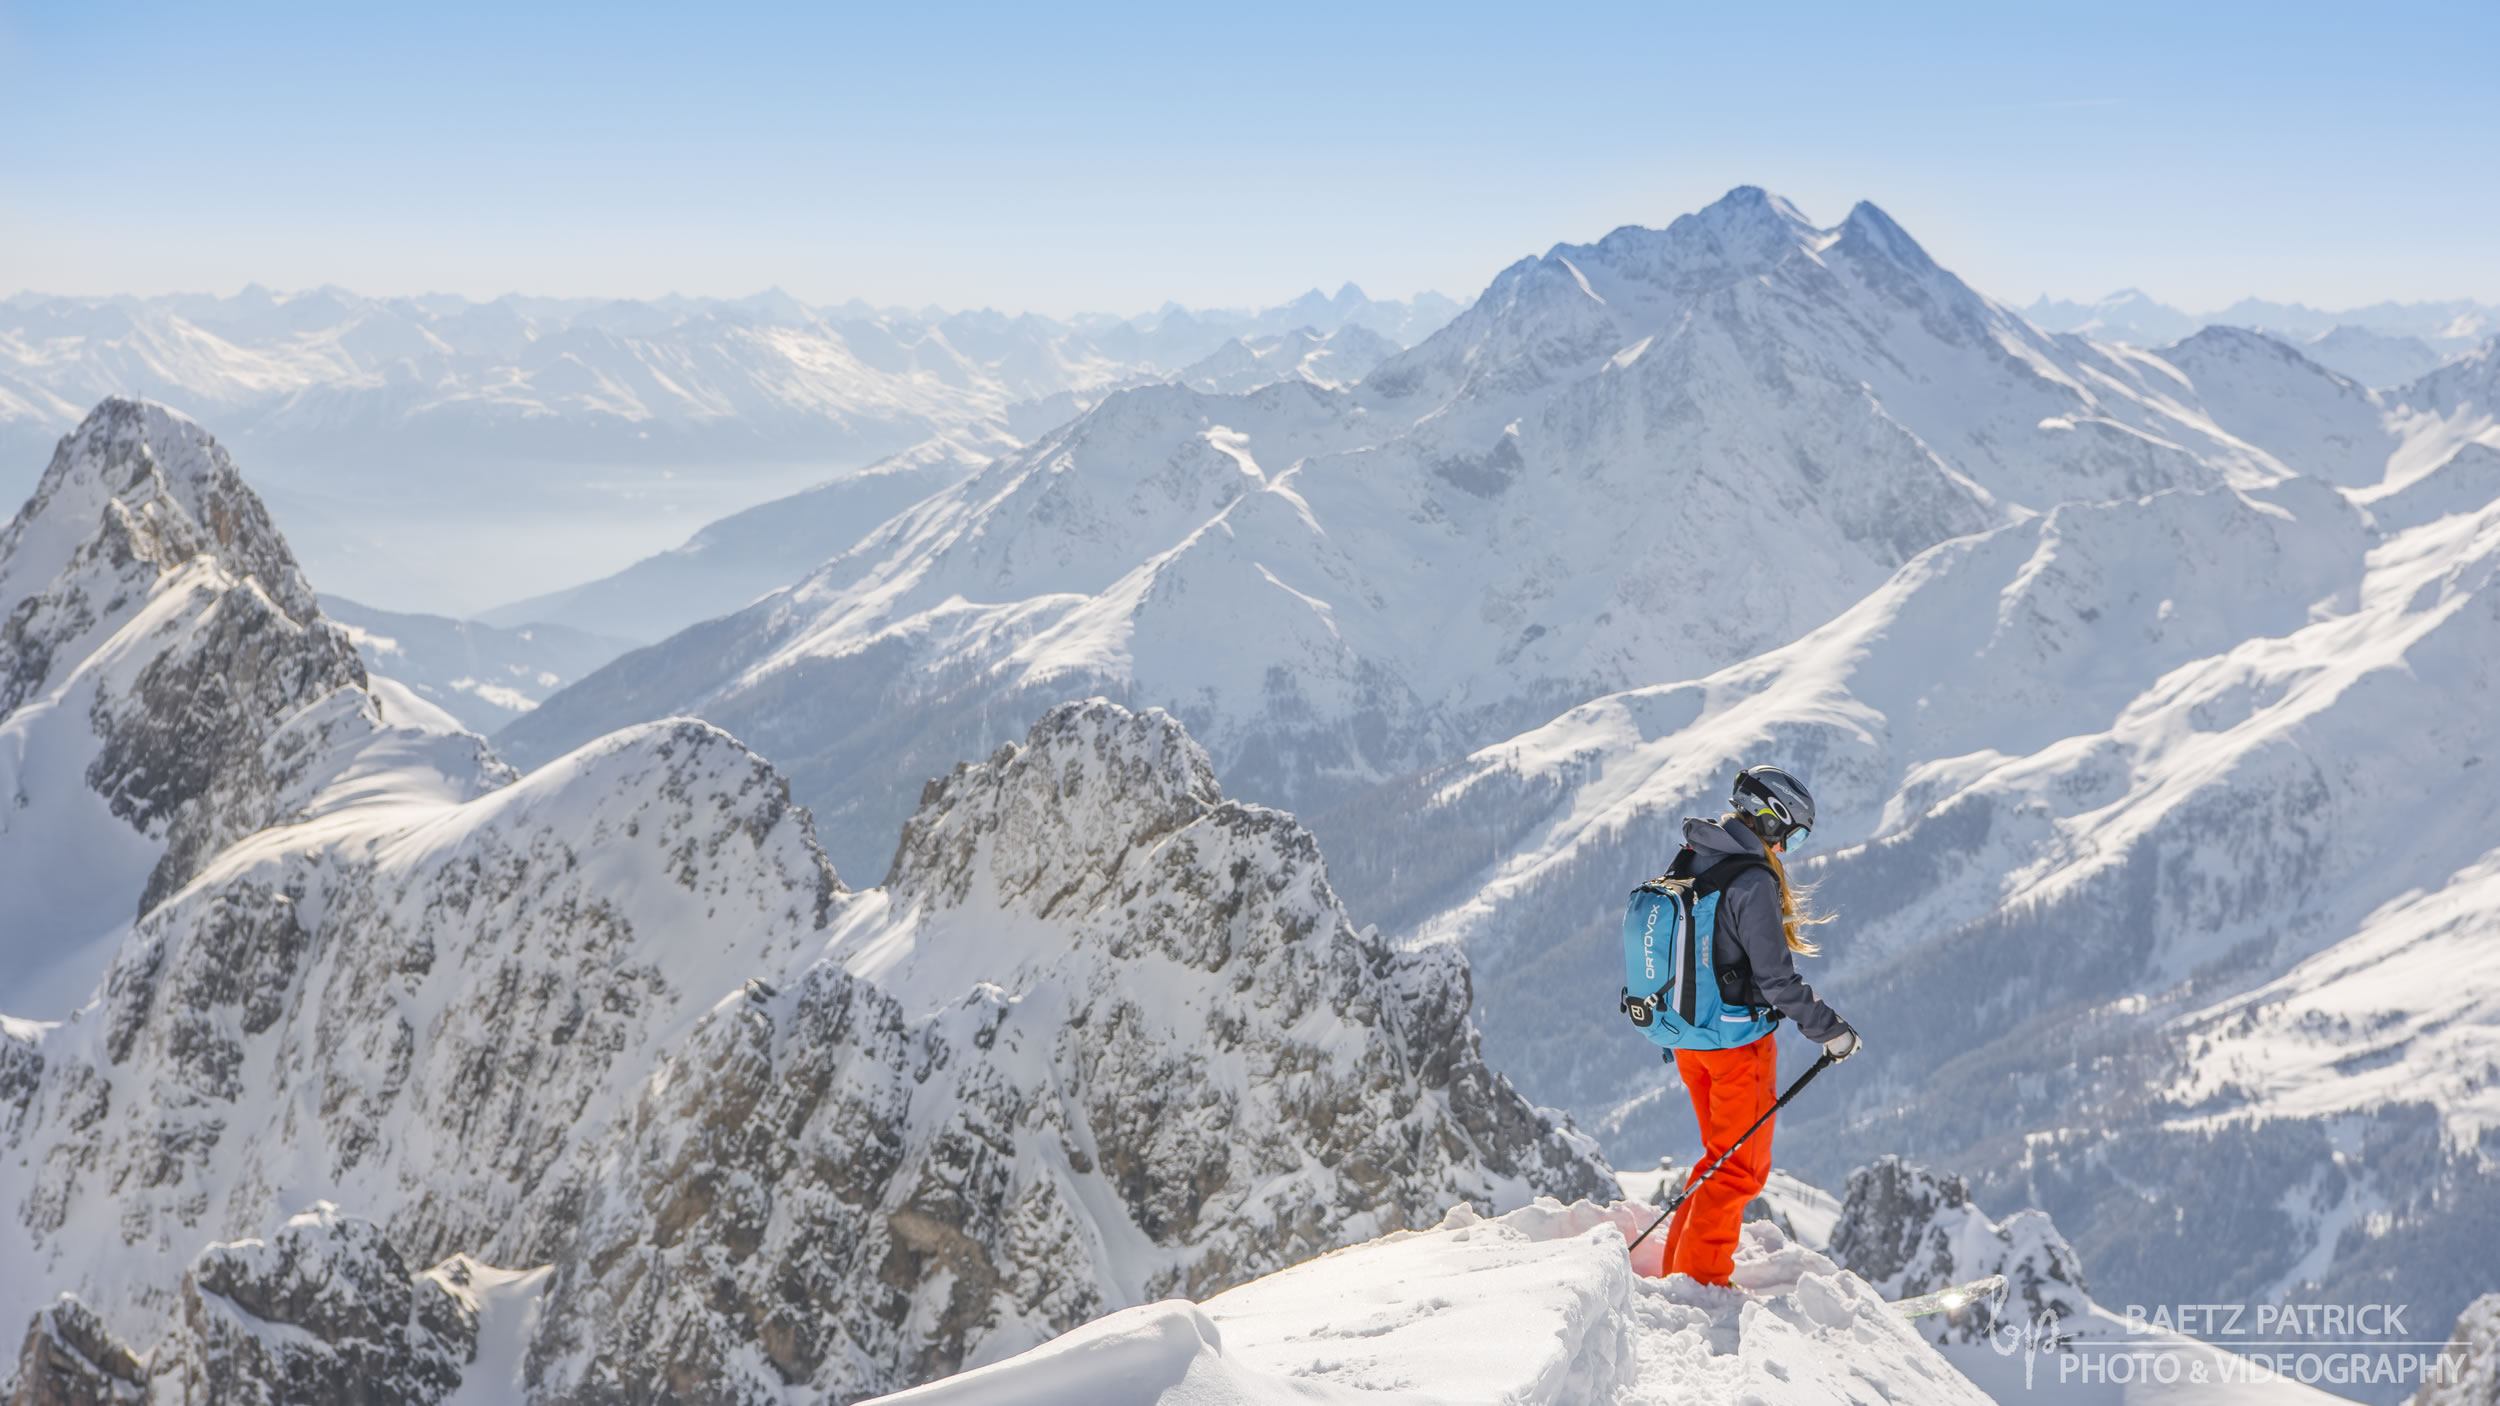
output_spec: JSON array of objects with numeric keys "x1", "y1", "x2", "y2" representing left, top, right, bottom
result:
[{"x1": 1823, "y1": 1029, "x2": 1861, "y2": 1062}]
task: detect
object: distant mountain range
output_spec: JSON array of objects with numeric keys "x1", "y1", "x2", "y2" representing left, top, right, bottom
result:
[
  {"x1": 2022, "y1": 288, "x2": 2496, "y2": 386},
  {"x1": 0, "y1": 285, "x2": 1459, "y2": 611}
]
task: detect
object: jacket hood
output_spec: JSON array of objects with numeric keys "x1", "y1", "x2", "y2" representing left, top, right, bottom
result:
[{"x1": 1683, "y1": 813, "x2": 1767, "y2": 863}]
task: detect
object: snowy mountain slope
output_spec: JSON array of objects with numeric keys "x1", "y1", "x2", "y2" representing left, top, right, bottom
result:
[
  {"x1": 2358, "y1": 443, "x2": 2500, "y2": 534},
  {"x1": 1310, "y1": 475, "x2": 2370, "y2": 1134},
  {"x1": 2383, "y1": 340, "x2": 2500, "y2": 485},
  {"x1": 322, "y1": 595, "x2": 636, "y2": 730},
  {"x1": 0, "y1": 287, "x2": 1459, "y2": 495},
  {"x1": 865, "y1": 1199, "x2": 1996, "y2": 1406},
  {"x1": 4, "y1": 700, "x2": 1605, "y2": 1404},
  {"x1": 2156, "y1": 327, "x2": 2395, "y2": 485},
  {"x1": 471, "y1": 428, "x2": 1003, "y2": 642},
  {"x1": 1297, "y1": 418, "x2": 2500, "y2": 1401},
  {"x1": 883, "y1": 1158, "x2": 2342, "y2": 1406},
  {"x1": 1744, "y1": 456, "x2": 2500, "y2": 1400},
  {"x1": 2021, "y1": 290, "x2": 2206, "y2": 348},
  {"x1": 2023, "y1": 291, "x2": 2498, "y2": 358},
  {"x1": 2213, "y1": 298, "x2": 2498, "y2": 352},
  {"x1": 1369, "y1": 191, "x2": 2271, "y2": 512},
  {"x1": 506, "y1": 188, "x2": 2313, "y2": 884},
  {"x1": 4, "y1": 712, "x2": 835, "y2": 1350},
  {"x1": 2304, "y1": 327, "x2": 2450, "y2": 390}
]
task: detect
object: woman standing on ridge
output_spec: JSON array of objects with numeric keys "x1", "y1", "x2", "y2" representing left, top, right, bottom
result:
[{"x1": 1652, "y1": 765, "x2": 1859, "y2": 1288}]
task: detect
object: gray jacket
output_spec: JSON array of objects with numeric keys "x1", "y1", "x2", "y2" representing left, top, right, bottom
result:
[{"x1": 1682, "y1": 815, "x2": 1851, "y2": 1044}]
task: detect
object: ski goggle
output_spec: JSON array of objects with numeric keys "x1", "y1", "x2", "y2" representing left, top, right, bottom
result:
[{"x1": 1748, "y1": 806, "x2": 1808, "y2": 850}]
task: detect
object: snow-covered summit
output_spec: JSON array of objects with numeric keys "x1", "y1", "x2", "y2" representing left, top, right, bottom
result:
[
  {"x1": 0, "y1": 397, "x2": 315, "y2": 625},
  {"x1": 0, "y1": 398, "x2": 503, "y2": 1018},
  {"x1": 2156, "y1": 326, "x2": 2393, "y2": 485},
  {"x1": 506, "y1": 186, "x2": 2325, "y2": 886}
]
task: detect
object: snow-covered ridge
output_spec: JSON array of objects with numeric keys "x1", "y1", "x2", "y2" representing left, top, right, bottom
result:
[
  {"x1": 2021, "y1": 289, "x2": 2494, "y2": 381},
  {"x1": 866, "y1": 1198, "x2": 1998, "y2": 1406},
  {"x1": 860, "y1": 1151, "x2": 2354, "y2": 1405},
  {"x1": 1168, "y1": 324, "x2": 1403, "y2": 395}
]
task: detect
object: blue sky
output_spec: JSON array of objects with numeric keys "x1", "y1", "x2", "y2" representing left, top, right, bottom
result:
[{"x1": 3, "y1": 0, "x2": 2493, "y2": 314}]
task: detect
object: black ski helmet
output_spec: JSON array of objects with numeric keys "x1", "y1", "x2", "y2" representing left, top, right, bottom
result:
[{"x1": 1731, "y1": 765, "x2": 1816, "y2": 848}]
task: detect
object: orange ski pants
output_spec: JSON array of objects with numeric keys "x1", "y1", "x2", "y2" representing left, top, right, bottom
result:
[{"x1": 1659, "y1": 1035, "x2": 1779, "y2": 1286}]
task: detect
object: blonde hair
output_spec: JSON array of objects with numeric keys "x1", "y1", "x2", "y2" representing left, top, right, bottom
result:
[{"x1": 1757, "y1": 831, "x2": 1834, "y2": 956}]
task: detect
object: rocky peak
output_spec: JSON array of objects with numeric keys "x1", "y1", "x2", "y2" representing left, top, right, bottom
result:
[
  {"x1": 0, "y1": 397, "x2": 316, "y2": 631},
  {"x1": 0, "y1": 398, "x2": 391, "y2": 1010},
  {"x1": 1830, "y1": 1155, "x2": 2091, "y2": 1342},
  {"x1": 888, "y1": 698, "x2": 1222, "y2": 904}
]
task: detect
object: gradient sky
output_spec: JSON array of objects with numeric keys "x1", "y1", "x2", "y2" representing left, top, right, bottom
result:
[{"x1": 4, "y1": 0, "x2": 2494, "y2": 316}]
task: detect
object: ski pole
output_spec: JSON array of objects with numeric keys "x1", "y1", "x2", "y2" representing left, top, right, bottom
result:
[{"x1": 1625, "y1": 1051, "x2": 1836, "y2": 1257}]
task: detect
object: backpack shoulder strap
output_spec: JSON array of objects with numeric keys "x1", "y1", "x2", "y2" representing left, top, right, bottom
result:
[{"x1": 1690, "y1": 853, "x2": 1771, "y2": 896}]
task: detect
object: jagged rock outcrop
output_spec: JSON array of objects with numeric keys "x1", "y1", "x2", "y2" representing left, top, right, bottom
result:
[
  {"x1": 173, "y1": 1206, "x2": 476, "y2": 1406},
  {"x1": 524, "y1": 700, "x2": 1611, "y2": 1404},
  {"x1": 1830, "y1": 1155, "x2": 2090, "y2": 1343},
  {"x1": 5, "y1": 1298, "x2": 147, "y2": 1406},
  {"x1": 11, "y1": 718, "x2": 834, "y2": 1319}
]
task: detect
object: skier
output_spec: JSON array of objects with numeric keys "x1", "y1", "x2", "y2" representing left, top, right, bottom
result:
[{"x1": 1653, "y1": 765, "x2": 1858, "y2": 1287}]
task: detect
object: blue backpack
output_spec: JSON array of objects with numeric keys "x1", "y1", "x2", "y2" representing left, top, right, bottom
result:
[{"x1": 1619, "y1": 847, "x2": 1782, "y2": 1051}]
